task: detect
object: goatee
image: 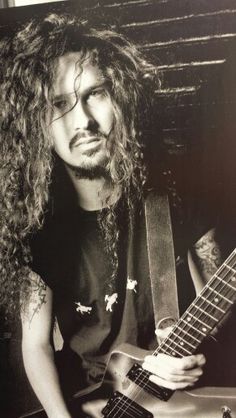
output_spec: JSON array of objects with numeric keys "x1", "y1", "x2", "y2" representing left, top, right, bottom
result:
[{"x1": 66, "y1": 163, "x2": 111, "y2": 180}]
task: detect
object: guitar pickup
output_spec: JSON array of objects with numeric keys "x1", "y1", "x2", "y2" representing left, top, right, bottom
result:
[
  {"x1": 127, "y1": 363, "x2": 173, "y2": 401},
  {"x1": 102, "y1": 391, "x2": 153, "y2": 418}
]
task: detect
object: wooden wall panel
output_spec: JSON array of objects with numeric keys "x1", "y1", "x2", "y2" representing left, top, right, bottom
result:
[{"x1": 0, "y1": 0, "x2": 236, "y2": 152}]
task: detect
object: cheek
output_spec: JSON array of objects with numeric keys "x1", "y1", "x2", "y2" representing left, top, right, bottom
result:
[
  {"x1": 50, "y1": 118, "x2": 68, "y2": 143},
  {"x1": 49, "y1": 123, "x2": 67, "y2": 156},
  {"x1": 97, "y1": 103, "x2": 115, "y2": 132}
]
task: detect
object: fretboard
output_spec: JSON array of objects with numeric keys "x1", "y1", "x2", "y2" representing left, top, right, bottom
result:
[{"x1": 154, "y1": 248, "x2": 236, "y2": 358}]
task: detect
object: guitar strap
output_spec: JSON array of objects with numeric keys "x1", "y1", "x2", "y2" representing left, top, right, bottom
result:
[{"x1": 145, "y1": 191, "x2": 179, "y2": 332}]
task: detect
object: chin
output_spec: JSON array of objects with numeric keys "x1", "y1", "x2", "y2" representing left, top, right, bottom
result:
[
  {"x1": 72, "y1": 148, "x2": 108, "y2": 167},
  {"x1": 66, "y1": 158, "x2": 110, "y2": 180}
]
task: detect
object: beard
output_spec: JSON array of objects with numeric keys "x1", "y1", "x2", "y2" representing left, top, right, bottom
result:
[
  {"x1": 66, "y1": 127, "x2": 114, "y2": 180},
  {"x1": 65, "y1": 148, "x2": 111, "y2": 180},
  {"x1": 66, "y1": 163, "x2": 110, "y2": 180}
]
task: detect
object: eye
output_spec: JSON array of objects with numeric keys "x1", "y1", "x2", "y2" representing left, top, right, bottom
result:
[
  {"x1": 53, "y1": 99, "x2": 69, "y2": 111},
  {"x1": 87, "y1": 88, "x2": 106, "y2": 101}
]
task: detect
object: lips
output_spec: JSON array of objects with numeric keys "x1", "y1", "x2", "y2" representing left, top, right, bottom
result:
[
  {"x1": 70, "y1": 134, "x2": 102, "y2": 150},
  {"x1": 74, "y1": 136, "x2": 101, "y2": 148}
]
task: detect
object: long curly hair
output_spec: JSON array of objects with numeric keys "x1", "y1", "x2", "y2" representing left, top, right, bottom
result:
[{"x1": 0, "y1": 13, "x2": 160, "y2": 316}]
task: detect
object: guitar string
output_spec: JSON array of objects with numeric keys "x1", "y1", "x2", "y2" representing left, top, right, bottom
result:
[
  {"x1": 153, "y1": 251, "x2": 236, "y2": 357},
  {"x1": 106, "y1": 399, "x2": 144, "y2": 418},
  {"x1": 161, "y1": 276, "x2": 235, "y2": 355},
  {"x1": 154, "y1": 250, "x2": 236, "y2": 355},
  {"x1": 105, "y1": 249, "x2": 236, "y2": 417},
  {"x1": 106, "y1": 250, "x2": 236, "y2": 417}
]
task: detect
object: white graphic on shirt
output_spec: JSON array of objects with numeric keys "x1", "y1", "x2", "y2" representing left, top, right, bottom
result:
[
  {"x1": 127, "y1": 277, "x2": 138, "y2": 293},
  {"x1": 75, "y1": 302, "x2": 92, "y2": 315},
  {"x1": 105, "y1": 293, "x2": 118, "y2": 312}
]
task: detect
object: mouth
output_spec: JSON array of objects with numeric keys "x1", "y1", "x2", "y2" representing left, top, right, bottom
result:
[
  {"x1": 70, "y1": 135, "x2": 103, "y2": 150},
  {"x1": 75, "y1": 136, "x2": 101, "y2": 147}
]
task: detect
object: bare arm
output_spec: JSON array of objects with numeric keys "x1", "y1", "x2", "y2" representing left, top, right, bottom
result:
[
  {"x1": 21, "y1": 272, "x2": 71, "y2": 418},
  {"x1": 188, "y1": 227, "x2": 233, "y2": 335},
  {"x1": 188, "y1": 228, "x2": 222, "y2": 293}
]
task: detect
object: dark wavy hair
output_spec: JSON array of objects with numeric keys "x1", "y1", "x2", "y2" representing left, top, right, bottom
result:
[{"x1": 0, "y1": 13, "x2": 160, "y2": 316}]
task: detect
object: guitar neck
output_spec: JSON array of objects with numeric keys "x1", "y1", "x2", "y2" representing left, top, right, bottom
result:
[{"x1": 155, "y1": 248, "x2": 236, "y2": 358}]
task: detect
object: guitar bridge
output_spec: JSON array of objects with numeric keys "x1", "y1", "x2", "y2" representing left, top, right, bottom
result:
[
  {"x1": 102, "y1": 391, "x2": 153, "y2": 418},
  {"x1": 127, "y1": 363, "x2": 173, "y2": 401}
]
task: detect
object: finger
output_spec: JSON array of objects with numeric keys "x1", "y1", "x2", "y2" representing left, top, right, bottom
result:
[
  {"x1": 144, "y1": 353, "x2": 206, "y2": 373},
  {"x1": 155, "y1": 326, "x2": 173, "y2": 342},
  {"x1": 143, "y1": 359, "x2": 204, "y2": 380},
  {"x1": 82, "y1": 400, "x2": 107, "y2": 418},
  {"x1": 148, "y1": 373, "x2": 197, "y2": 391}
]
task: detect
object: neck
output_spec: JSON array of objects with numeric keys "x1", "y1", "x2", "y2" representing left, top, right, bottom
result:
[{"x1": 65, "y1": 165, "x2": 121, "y2": 211}]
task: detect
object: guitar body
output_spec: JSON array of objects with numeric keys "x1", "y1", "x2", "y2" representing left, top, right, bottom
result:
[{"x1": 74, "y1": 343, "x2": 236, "y2": 418}]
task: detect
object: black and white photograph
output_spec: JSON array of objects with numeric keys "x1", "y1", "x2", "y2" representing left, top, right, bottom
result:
[{"x1": 1, "y1": 1, "x2": 236, "y2": 417}]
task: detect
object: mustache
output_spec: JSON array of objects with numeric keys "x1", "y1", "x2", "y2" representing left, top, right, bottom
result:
[
  {"x1": 70, "y1": 132, "x2": 99, "y2": 148},
  {"x1": 69, "y1": 130, "x2": 110, "y2": 149}
]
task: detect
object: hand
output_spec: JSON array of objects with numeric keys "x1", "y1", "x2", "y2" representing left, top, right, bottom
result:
[
  {"x1": 143, "y1": 353, "x2": 206, "y2": 390},
  {"x1": 81, "y1": 399, "x2": 107, "y2": 418}
]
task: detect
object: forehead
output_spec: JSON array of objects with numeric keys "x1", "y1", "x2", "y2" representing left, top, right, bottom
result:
[{"x1": 53, "y1": 52, "x2": 104, "y2": 96}]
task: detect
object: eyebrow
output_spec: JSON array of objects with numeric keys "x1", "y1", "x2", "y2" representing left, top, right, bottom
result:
[{"x1": 52, "y1": 93, "x2": 71, "y2": 102}]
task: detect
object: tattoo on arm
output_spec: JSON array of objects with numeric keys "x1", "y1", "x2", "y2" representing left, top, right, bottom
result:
[
  {"x1": 22, "y1": 272, "x2": 47, "y2": 323},
  {"x1": 30, "y1": 276, "x2": 47, "y2": 321},
  {"x1": 193, "y1": 231, "x2": 222, "y2": 277}
]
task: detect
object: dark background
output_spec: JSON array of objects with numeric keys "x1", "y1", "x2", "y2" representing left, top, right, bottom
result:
[{"x1": 1, "y1": 1, "x2": 236, "y2": 417}]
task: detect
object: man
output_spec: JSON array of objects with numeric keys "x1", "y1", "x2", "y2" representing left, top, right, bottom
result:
[{"x1": 0, "y1": 13, "x2": 224, "y2": 418}]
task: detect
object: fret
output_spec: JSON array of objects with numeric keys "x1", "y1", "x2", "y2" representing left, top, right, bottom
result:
[
  {"x1": 207, "y1": 283, "x2": 235, "y2": 304},
  {"x1": 204, "y1": 286, "x2": 233, "y2": 305},
  {"x1": 215, "y1": 274, "x2": 236, "y2": 291},
  {"x1": 224, "y1": 263, "x2": 236, "y2": 274},
  {"x1": 184, "y1": 312, "x2": 211, "y2": 331},
  {"x1": 214, "y1": 264, "x2": 235, "y2": 281},
  {"x1": 200, "y1": 296, "x2": 225, "y2": 313},
  {"x1": 192, "y1": 305, "x2": 218, "y2": 322},
  {"x1": 182, "y1": 319, "x2": 206, "y2": 336},
  {"x1": 173, "y1": 326, "x2": 201, "y2": 344},
  {"x1": 172, "y1": 344, "x2": 191, "y2": 356},
  {"x1": 160, "y1": 342, "x2": 185, "y2": 357},
  {"x1": 171, "y1": 330, "x2": 196, "y2": 350},
  {"x1": 161, "y1": 333, "x2": 189, "y2": 353},
  {"x1": 165, "y1": 333, "x2": 193, "y2": 355},
  {"x1": 165, "y1": 342, "x2": 191, "y2": 357}
]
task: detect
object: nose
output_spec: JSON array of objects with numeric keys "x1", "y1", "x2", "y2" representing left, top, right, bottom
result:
[{"x1": 72, "y1": 100, "x2": 94, "y2": 131}]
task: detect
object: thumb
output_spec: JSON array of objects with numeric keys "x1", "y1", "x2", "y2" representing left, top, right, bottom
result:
[{"x1": 155, "y1": 326, "x2": 173, "y2": 343}]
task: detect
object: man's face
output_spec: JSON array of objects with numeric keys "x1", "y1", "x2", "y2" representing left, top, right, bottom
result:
[{"x1": 50, "y1": 52, "x2": 115, "y2": 177}]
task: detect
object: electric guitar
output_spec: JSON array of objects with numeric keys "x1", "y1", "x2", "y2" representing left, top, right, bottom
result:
[{"x1": 73, "y1": 249, "x2": 236, "y2": 418}]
